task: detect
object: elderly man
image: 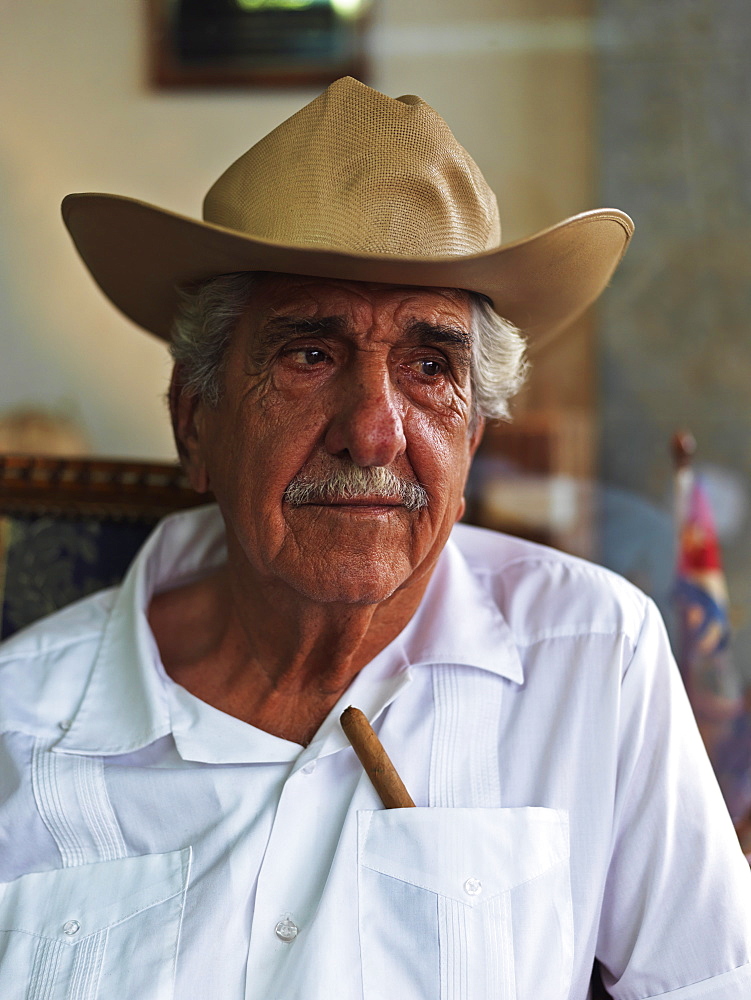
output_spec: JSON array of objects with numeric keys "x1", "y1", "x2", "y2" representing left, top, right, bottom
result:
[{"x1": 1, "y1": 78, "x2": 750, "y2": 1000}]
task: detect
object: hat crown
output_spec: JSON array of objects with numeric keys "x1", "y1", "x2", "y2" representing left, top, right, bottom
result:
[{"x1": 203, "y1": 77, "x2": 501, "y2": 259}]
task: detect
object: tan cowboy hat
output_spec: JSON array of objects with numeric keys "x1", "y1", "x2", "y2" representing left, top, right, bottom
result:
[{"x1": 62, "y1": 76, "x2": 633, "y2": 347}]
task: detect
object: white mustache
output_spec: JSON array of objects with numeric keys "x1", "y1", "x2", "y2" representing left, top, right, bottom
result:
[{"x1": 283, "y1": 465, "x2": 428, "y2": 512}]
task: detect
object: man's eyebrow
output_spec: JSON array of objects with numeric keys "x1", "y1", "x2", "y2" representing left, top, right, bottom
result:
[
  {"x1": 249, "y1": 314, "x2": 472, "y2": 366},
  {"x1": 405, "y1": 320, "x2": 472, "y2": 351},
  {"x1": 250, "y1": 315, "x2": 347, "y2": 363}
]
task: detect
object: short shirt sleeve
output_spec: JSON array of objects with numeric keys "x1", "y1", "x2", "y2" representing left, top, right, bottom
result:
[{"x1": 597, "y1": 598, "x2": 751, "y2": 999}]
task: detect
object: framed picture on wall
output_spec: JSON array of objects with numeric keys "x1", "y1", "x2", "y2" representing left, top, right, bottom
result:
[{"x1": 146, "y1": 0, "x2": 373, "y2": 89}]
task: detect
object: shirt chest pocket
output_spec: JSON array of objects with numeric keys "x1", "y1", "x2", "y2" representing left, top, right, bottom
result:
[
  {"x1": 358, "y1": 807, "x2": 572, "y2": 1000},
  {"x1": 0, "y1": 849, "x2": 191, "y2": 1000}
]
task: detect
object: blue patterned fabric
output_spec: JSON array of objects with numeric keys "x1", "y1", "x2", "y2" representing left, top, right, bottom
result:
[{"x1": 0, "y1": 515, "x2": 153, "y2": 640}]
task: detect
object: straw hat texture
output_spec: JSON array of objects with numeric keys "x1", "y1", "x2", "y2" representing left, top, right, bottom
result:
[{"x1": 62, "y1": 76, "x2": 633, "y2": 346}]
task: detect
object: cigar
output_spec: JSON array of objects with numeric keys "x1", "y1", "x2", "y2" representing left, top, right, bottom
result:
[{"x1": 340, "y1": 706, "x2": 415, "y2": 809}]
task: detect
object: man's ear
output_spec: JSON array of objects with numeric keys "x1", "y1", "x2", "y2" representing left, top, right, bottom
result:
[
  {"x1": 169, "y1": 366, "x2": 210, "y2": 494},
  {"x1": 469, "y1": 415, "x2": 486, "y2": 457},
  {"x1": 455, "y1": 416, "x2": 486, "y2": 524}
]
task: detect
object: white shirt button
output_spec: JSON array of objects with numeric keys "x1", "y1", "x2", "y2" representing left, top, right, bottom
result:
[
  {"x1": 58, "y1": 720, "x2": 72, "y2": 732},
  {"x1": 63, "y1": 919, "x2": 81, "y2": 936},
  {"x1": 301, "y1": 761, "x2": 316, "y2": 774},
  {"x1": 463, "y1": 877, "x2": 482, "y2": 896},
  {"x1": 275, "y1": 917, "x2": 299, "y2": 942}
]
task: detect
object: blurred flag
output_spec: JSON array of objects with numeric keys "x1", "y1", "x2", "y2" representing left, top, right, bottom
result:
[{"x1": 673, "y1": 439, "x2": 751, "y2": 826}]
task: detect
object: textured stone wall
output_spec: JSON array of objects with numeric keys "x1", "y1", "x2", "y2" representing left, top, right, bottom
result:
[{"x1": 596, "y1": 0, "x2": 751, "y2": 673}]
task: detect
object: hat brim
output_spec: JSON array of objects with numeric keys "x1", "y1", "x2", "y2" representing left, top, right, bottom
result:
[{"x1": 62, "y1": 193, "x2": 633, "y2": 349}]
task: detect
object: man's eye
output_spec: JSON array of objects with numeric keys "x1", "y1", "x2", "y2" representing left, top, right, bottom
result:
[
  {"x1": 414, "y1": 358, "x2": 445, "y2": 377},
  {"x1": 287, "y1": 348, "x2": 328, "y2": 365}
]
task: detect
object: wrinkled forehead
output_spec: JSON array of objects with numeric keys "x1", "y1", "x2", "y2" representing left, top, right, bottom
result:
[{"x1": 243, "y1": 272, "x2": 474, "y2": 330}]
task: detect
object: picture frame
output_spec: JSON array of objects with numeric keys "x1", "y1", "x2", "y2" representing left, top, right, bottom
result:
[{"x1": 146, "y1": 0, "x2": 372, "y2": 90}]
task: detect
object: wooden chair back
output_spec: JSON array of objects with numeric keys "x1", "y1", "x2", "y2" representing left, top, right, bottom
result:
[{"x1": 0, "y1": 454, "x2": 206, "y2": 639}]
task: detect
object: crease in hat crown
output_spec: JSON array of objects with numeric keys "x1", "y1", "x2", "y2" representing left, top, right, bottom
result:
[{"x1": 202, "y1": 76, "x2": 502, "y2": 260}]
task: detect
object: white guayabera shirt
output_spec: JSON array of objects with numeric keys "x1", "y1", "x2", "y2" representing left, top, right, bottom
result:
[{"x1": 0, "y1": 506, "x2": 750, "y2": 1000}]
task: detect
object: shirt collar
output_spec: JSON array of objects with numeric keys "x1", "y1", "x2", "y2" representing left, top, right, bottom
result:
[
  {"x1": 395, "y1": 532, "x2": 524, "y2": 683},
  {"x1": 55, "y1": 506, "x2": 523, "y2": 757},
  {"x1": 162, "y1": 647, "x2": 414, "y2": 766},
  {"x1": 55, "y1": 505, "x2": 227, "y2": 756}
]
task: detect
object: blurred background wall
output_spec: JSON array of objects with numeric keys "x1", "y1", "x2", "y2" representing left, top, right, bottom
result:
[{"x1": 596, "y1": 0, "x2": 751, "y2": 674}]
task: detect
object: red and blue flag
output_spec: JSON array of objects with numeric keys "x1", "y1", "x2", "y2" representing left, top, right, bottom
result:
[{"x1": 674, "y1": 465, "x2": 751, "y2": 825}]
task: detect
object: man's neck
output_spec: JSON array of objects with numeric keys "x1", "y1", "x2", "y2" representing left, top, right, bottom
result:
[{"x1": 147, "y1": 562, "x2": 429, "y2": 746}]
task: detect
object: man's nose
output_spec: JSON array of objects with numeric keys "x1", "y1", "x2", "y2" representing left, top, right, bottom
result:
[{"x1": 323, "y1": 367, "x2": 407, "y2": 468}]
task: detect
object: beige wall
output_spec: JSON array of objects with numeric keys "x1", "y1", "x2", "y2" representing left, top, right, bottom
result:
[{"x1": 0, "y1": 0, "x2": 594, "y2": 458}]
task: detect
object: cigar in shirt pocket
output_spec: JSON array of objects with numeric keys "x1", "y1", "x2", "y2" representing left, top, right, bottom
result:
[{"x1": 340, "y1": 706, "x2": 415, "y2": 809}]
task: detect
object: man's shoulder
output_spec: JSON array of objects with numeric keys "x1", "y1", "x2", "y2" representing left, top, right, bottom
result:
[
  {"x1": 0, "y1": 588, "x2": 116, "y2": 737},
  {"x1": 451, "y1": 522, "x2": 651, "y2": 646}
]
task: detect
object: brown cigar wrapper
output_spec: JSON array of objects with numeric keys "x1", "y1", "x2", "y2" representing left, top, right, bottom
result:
[{"x1": 340, "y1": 706, "x2": 415, "y2": 809}]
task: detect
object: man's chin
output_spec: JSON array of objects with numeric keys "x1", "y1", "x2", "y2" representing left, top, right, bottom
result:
[
  {"x1": 272, "y1": 547, "x2": 416, "y2": 606},
  {"x1": 266, "y1": 509, "x2": 432, "y2": 604},
  {"x1": 287, "y1": 569, "x2": 408, "y2": 607}
]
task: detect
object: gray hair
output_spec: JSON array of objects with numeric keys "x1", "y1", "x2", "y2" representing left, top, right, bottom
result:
[{"x1": 169, "y1": 272, "x2": 528, "y2": 420}]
